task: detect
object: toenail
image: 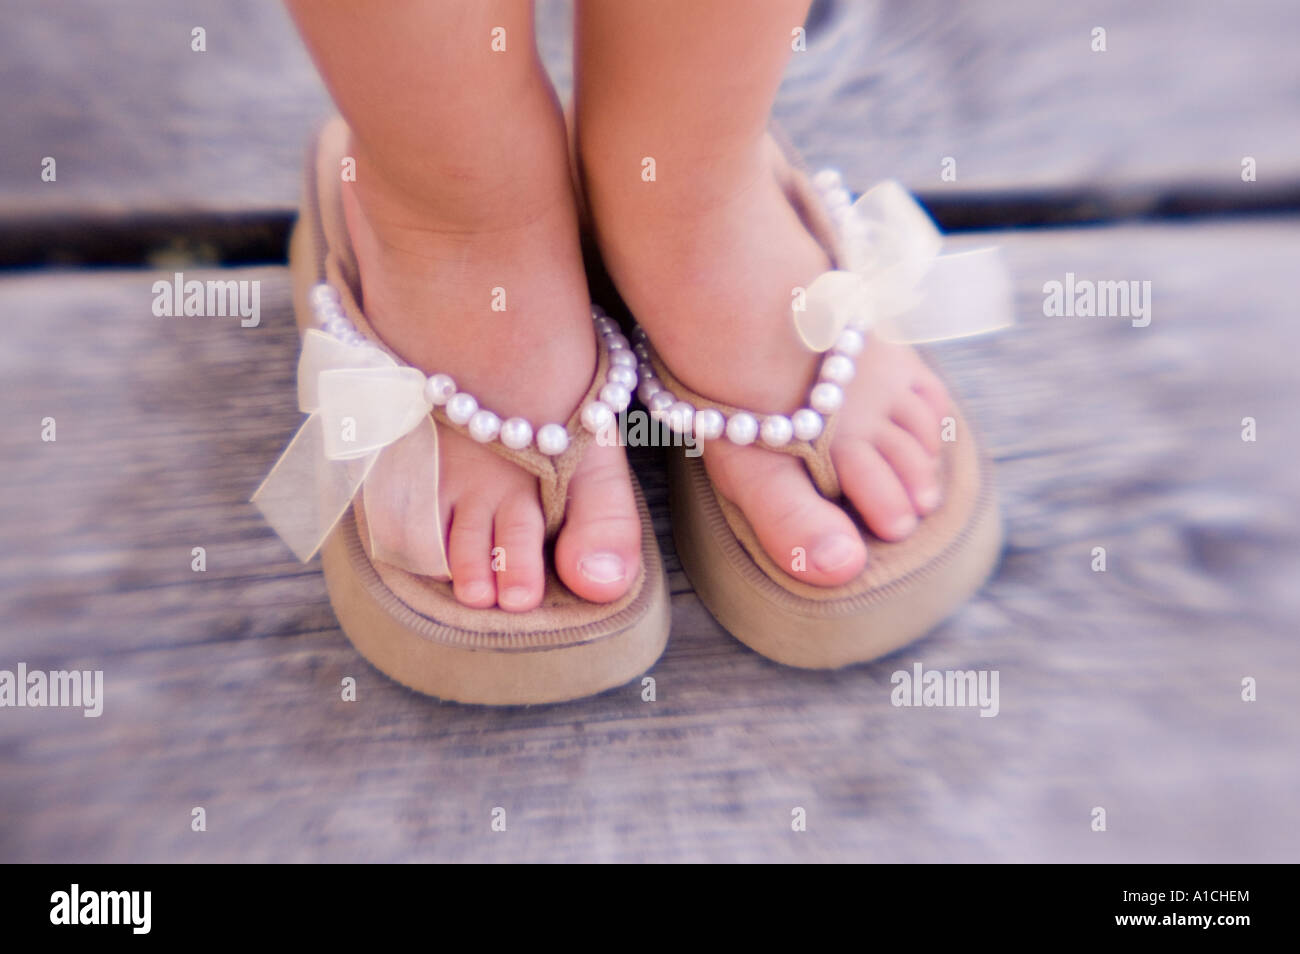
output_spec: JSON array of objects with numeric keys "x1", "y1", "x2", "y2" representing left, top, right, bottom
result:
[
  {"x1": 500, "y1": 586, "x2": 533, "y2": 608},
  {"x1": 916, "y1": 487, "x2": 941, "y2": 511},
  {"x1": 462, "y1": 581, "x2": 493, "y2": 604},
  {"x1": 891, "y1": 513, "x2": 919, "y2": 538},
  {"x1": 579, "y1": 552, "x2": 626, "y2": 585},
  {"x1": 812, "y1": 535, "x2": 860, "y2": 573}
]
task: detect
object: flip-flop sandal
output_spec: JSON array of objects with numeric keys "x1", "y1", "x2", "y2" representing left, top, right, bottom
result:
[
  {"x1": 252, "y1": 117, "x2": 670, "y2": 704},
  {"x1": 627, "y1": 135, "x2": 1012, "y2": 669}
]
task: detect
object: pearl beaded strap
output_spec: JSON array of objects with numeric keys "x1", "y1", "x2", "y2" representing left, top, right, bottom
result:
[
  {"x1": 631, "y1": 168, "x2": 865, "y2": 449},
  {"x1": 307, "y1": 282, "x2": 634, "y2": 456}
]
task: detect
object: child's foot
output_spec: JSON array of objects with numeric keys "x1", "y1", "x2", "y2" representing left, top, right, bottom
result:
[
  {"x1": 582, "y1": 135, "x2": 952, "y2": 587},
  {"x1": 341, "y1": 128, "x2": 641, "y2": 612}
]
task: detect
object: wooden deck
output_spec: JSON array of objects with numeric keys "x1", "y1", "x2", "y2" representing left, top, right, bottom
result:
[{"x1": 1, "y1": 1, "x2": 1297, "y2": 863}]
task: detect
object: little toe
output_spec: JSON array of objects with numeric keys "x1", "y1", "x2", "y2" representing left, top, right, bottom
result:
[
  {"x1": 833, "y1": 438, "x2": 920, "y2": 541},
  {"x1": 874, "y1": 422, "x2": 942, "y2": 515},
  {"x1": 912, "y1": 366, "x2": 953, "y2": 418},
  {"x1": 555, "y1": 444, "x2": 642, "y2": 603},
  {"x1": 493, "y1": 490, "x2": 547, "y2": 612},
  {"x1": 891, "y1": 392, "x2": 943, "y2": 455},
  {"x1": 448, "y1": 498, "x2": 498, "y2": 608}
]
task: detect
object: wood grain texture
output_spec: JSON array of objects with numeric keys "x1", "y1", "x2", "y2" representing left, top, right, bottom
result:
[
  {"x1": 1, "y1": 221, "x2": 1297, "y2": 862},
  {"x1": 2, "y1": 0, "x2": 1296, "y2": 224}
]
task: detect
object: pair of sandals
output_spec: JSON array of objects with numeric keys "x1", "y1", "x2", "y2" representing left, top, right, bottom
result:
[{"x1": 253, "y1": 118, "x2": 1012, "y2": 704}]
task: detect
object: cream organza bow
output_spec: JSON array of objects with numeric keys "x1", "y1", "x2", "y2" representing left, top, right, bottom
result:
[
  {"x1": 251, "y1": 329, "x2": 450, "y2": 579},
  {"x1": 795, "y1": 180, "x2": 1013, "y2": 351}
]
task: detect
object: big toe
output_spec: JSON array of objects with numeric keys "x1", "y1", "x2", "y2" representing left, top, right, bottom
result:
[
  {"x1": 708, "y1": 443, "x2": 867, "y2": 586},
  {"x1": 555, "y1": 444, "x2": 642, "y2": 603}
]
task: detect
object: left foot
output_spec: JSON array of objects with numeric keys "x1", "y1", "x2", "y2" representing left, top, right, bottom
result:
[{"x1": 582, "y1": 134, "x2": 953, "y2": 586}]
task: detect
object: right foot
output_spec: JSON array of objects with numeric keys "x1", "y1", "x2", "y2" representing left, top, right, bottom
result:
[{"x1": 339, "y1": 126, "x2": 642, "y2": 612}]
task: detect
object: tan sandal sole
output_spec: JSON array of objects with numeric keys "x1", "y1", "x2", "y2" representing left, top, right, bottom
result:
[
  {"x1": 320, "y1": 486, "x2": 670, "y2": 705},
  {"x1": 669, "y1": 415, "x2": 1002, "y2": 669}
]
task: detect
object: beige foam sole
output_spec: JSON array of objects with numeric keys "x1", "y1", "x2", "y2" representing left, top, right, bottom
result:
[
  {"x1": 319, "y1": 491, "x2": 671, "y2": 706},
  {"x1": 669, "y1": 426, "x2": 1003, "y2": 669}
]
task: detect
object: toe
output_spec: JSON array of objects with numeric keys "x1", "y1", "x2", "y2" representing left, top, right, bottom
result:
[
  {"x1": 493, "y1": 490, "x2": 547, "y2": 612},
  {"x1": 555, "y1": 445, "x2": 642, "y2": 603},
  {"x1": 833, "y1": 438, "x2": 920, "y2": 541},
  {"x1": 447, "y1": 498, "x2": 497, "y2": 608},
  {"x1": 874, "y1": 422, "x2": 942, "y2": 515},
  {"x1": 912, "y1": 366, "x2": 953, "y2": 418},
  {"x1": 891, "y1": 392, "x2": 942, "y2": 455},
  {"x1": 710, "y1": 444, "x2": 866, "y2": 586}
]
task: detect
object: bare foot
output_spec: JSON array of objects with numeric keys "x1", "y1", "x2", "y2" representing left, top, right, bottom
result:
[
  {"x1": 583, "y1": 136, "x2": 952, "y2": 586},
  {"x1": 340, "y1": 128, "x2": 641, "y2": 611}
]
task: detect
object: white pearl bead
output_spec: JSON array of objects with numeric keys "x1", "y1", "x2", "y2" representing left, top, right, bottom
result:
[
  {"x1": 604, "y1": 333, "x2": 630, "y2": 351},
  {"x1": 833, "y1": 328, "x2": 865, "y2": 356},
  {"x1": 445, "y1": 392, "x2": 478, "y2": 425},
  {"x1": 647, "y1": 391, "x2": 675, "y2": 417},
  {"x1": 536, "y1": 423, "x2": 569, "y2": 456},
  {"x1": 693, "y1": 408, "x2": 725, "y2": 441},
  {"x1": 760, "y1": 415, "x2": 794, "y2": 447},
  {"x1": 812, "y1": 169, "x2": 843, "y2": 193},
  {"x1": 792, "y1": 408, "x2": 824, "y2": 441},
  {"x1": 607, "y1": 365, "x2": 638, "y2": 390},
  {"x1": 424, "y1": 373, "x2": 456, "y2": 406},
  {"x1": 631, "y1": 325, "x2": 648, "y2": 342},
  {"x1": 599, "y1": 382, "x2": 632, "y2": 412},
  {"x1": 324, "y1": 317, "x2": 349, "y2": 339},
  {"x1": 500, "y1": 417, "x2": 533, "y2": 450},
  {"x1": 633, "y1": 343, "x2": 651, "y2": 361},
  {"x1": 810, "y1": 382, "x2": 844, "y2": 414},
  {"x1": 665, "y1": 401, "x2": 695, "y2": 435},
  {"x1": 467, "y1": 409, "x2": 501, "y2": 443},
  {"x1": 581, "y1": 400, "x2": 615, "y2": 434},
  {"x1": 310, "y1": 282, "x2": 340, "y2": 308},
  {"x1": 725, "y1": 412, "x2": 759, "y2": 445},
  {"x1": 609, "y1": 350, "x2": 638, "y2": 369},
  {"x1": 637, "y1": 379, "x2": 662, "y2": 405},
  {"x1": 821, "y1": 354, "x2": 856, "y2": 386},
  {"x1": 594, "y1": 317, "x2": 619, "y2": 336}
]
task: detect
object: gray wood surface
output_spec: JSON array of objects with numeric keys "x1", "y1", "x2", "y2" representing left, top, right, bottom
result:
[
  {"x1": 2, "y1": 221, "x2": 1296, "y2": 862},
  {"x1": 3, "y1": 0, "x2": 1297, "y2": 223}
]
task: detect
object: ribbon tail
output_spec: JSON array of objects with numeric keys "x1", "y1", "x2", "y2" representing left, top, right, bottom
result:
[
  {"x1": 873, "y1": 247, "x2": 1014, "y2": 344},
  {"x1": 251, "y1": 412, "x2": 377, "y2": 563},
  {"x1": 359, "y1": 416, "x2": 452, "y2": 581}
]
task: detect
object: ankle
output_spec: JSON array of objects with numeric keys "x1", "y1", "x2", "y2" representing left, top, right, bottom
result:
[{"x1": 349, "y1": 93, "x2": 577, "y2": 237}]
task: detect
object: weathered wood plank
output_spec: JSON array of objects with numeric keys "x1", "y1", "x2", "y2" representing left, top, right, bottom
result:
[
  {"x1": 1, "y1": 220, "x2": 1298, "y2": 861},
  {"x1": 2, "y1": 0, "x2": 1296, "y2": 226}
]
